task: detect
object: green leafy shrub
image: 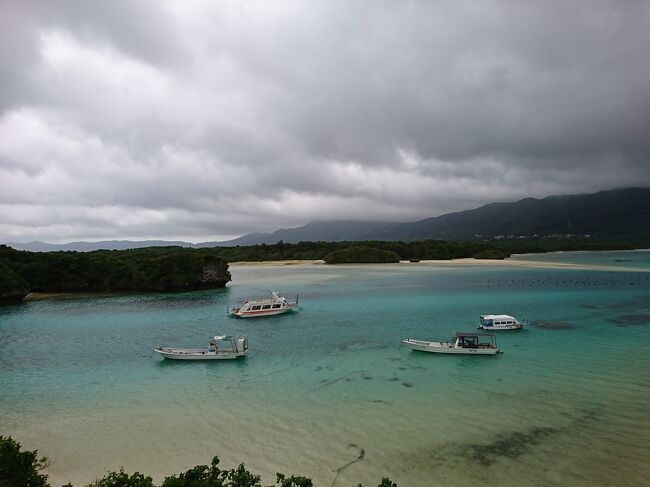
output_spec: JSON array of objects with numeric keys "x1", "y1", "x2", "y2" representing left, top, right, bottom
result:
[
  {"x1": 0, "y1": 435, "x2": 49, "y2": 487},
  {"x1": 91, "y1": 468, "x2": 154, "y2": 487}
]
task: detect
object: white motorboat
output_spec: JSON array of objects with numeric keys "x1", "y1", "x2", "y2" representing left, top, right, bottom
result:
[
  {"x1": 402, "y1": 332, "x2": 502, "y2": 355},
  {"x1": 478, "y1": 314, "x2": 527, "y2": 331},
  {"x1": 228, "y1": 291, "x2": 299, "y2": 318},
  {"x1": 155, "y1": 335, "x2": 248, "y2": 360}
]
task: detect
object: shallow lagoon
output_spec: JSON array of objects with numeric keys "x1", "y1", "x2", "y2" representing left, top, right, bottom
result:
[{"x1": 1, "y1": 253, "x2": 650, "y2": 486}]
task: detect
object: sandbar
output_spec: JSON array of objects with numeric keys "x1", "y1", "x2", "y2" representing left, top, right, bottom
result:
[
  {"x1": 229, "y1": 257, "x2": 650, "y2": 272},
  {"x1": 411, "y1": 258, "x2": 650, "y2": 272}
]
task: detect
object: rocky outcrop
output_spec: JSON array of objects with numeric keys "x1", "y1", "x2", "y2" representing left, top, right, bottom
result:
[{"x1": 201, "y1": 263, "x2": 231, "y2": 288}]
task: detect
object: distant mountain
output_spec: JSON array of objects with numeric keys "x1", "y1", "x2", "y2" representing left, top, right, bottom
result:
[
  {"x1": 5, "y1": 187, "x2": 649, "y2": 251},
  {"x1": 219, "y1": 187, "x2": 650, "y2": 244},
  {"x1": 196, "y1": 233, "x2": 273, "y2": 247},
  {"x1": 372, "y1": 186, "x2": 650, "y2": 241},
  {"x1": 5, "y1": 240, "x2": 194, "y2": 252},
  {"x1": 237, "y1": 221, "x2": 393, "y2": 245}
]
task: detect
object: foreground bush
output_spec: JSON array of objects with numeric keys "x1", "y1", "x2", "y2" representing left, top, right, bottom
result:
[
  {"x1": 1, "y1": 435, "x2": 396, "y2": 487},
  {"x1": 0, "y1": 435, "x2": 49, "y2": 487}
]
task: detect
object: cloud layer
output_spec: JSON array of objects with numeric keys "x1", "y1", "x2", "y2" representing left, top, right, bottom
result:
[{"x1": 1, "y1": 0, "x2": 649, "y2": 242}]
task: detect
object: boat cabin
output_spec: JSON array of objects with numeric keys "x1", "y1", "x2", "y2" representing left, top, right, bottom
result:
[
  {"x1": 455, "y1": 332, "x2": 498, "y2": 349},
  {"x1": 247, "y1": 302, "x2": 284, "y2": 311},
  {"x1": 480, "y1": 315, "x2": 520, "y2": 327},
  {"x1": 209, "y1": 335, "x2": 248, "y2": 353}
]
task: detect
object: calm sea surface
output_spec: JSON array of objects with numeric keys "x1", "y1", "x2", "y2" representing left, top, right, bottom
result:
[{"x1": 2, "y1": 251, "x2": 650, "y2": 486}]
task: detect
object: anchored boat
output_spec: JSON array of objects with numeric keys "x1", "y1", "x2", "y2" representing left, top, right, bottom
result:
[
  {"x1": 228, "y1": 291, "x2": 299, "y2": 318},
  {"x1": 478, "y1": 314, "x2": 527, "y2": 331},
  {"x1": 154, "y1": 335, "x2": 248, "y2": 360},
  {"x1": 402, "y1": 332, "x2": 502, "y2": 355}
]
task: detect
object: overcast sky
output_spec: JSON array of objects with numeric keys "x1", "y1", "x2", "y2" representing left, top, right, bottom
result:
[{"x1": 1, "y1": 0, "x2": 649, "y2": 243}]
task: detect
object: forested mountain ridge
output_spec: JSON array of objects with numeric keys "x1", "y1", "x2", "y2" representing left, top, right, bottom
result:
[
  {"x1": 228, "y1": 187, "x2": 650, "y2": 244},
  {"x1": 4, "y1": 188, "x2": 649, "y2": 252}
]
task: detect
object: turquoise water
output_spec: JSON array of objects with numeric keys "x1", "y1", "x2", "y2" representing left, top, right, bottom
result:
[
  {"x1": 511, "y1": 249, "x2": 650, "y2": 270},
  {"x1": 1, "y1": 256, "x2": 650, "y2": 486}
]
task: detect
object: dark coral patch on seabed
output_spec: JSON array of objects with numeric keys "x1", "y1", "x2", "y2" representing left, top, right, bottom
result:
[
  {"x1": 608, "y1": 314, "x2": 650, "y2": 326},
  {"x1": 533, "y1": 321, "x2": 577, "y2": 330},
  {"x1": 462, "y1": 427, "x2": 559, "y2": 466}
]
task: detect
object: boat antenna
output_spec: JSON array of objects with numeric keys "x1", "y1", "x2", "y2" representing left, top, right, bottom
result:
[{"x1": 296, "y1": 293, "x2": 299, "y2": 304}]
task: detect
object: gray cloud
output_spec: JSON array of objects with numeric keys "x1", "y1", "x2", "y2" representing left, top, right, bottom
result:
[{"x1": 1, "y1": 0, "x2": 649, "y2": 242}]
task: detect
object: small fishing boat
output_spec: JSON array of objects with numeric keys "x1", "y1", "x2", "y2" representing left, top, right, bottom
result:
[
  {"x1": 228, "y1": 291, "x2": 299, "y2": 318},
  {"x1": 402, "y1": 332, "x2": 502, "y2": 355},
  {"x1": 154, "y1": 335, "x2": 248, "y2": 360},
  {"x1": 478, "y1": 314, "x2": 527, "y2": 331}
]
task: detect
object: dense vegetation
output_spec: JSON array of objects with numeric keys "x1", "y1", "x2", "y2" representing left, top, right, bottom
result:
[
  {"x1": 205, "y1": 237, "x2": 647, "y2": 263},
  {"x1": 0, "y1": 435, "x2": 49, "y2": 487},
  {"x1": 486, "y1": 236, "x2": 650, "y2": 255},
  {"x1": 323, "y1": 246, "x2": 400, "y2": 264},
  {"x1": 0, "y1": 259, "x2": 30, "y2": 302},
  {"x1": 0, "y1": 239, "x2": 500, "y2": 301},
  {"x1": 0, "y1": 435, "x2": 397, "y2": 487},
  {"x1": 209, "y1": 239, "x2": 503, "y2": 262},
  {"x1": 0, "y1": 246, "x2": 230, "y2": 302}
]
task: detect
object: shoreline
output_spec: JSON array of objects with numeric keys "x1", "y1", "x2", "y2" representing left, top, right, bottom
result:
[
  {"x1": 24, "y1": 291, "x2": 146, "y2": 301},
  {"x1": 19, "y1": 254, "x2": 650, "y2": 302}
]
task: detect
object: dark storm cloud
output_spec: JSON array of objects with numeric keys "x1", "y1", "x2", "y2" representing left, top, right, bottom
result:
[{"x1": 1, "y1": 0, "x2": 649, "y2": 242}]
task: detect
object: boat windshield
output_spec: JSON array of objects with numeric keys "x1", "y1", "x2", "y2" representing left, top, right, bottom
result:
[
  {"x1": 457, "y1": 333, "x2": 496, "y2": 348},
  {"x1": 459, "y1": 336, "x2": 479, "y2": 348}
]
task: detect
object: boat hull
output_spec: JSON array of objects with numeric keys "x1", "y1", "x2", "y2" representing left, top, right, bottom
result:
[
  {"x1": 230, "y1": 307, "x2": 293, "y2": 318},
  {"x1": 477, "y1": 324, "x2": 524, "y2": 331},
  {"x1": 478, "y1": 315, "x2": 527, "y2": 331},
  {"x1": 402, "y1": 339, "x2": 500, "y2": 355},
  {"x1": 154, "y1": 348, "x2": 247, "y2": 360}
]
